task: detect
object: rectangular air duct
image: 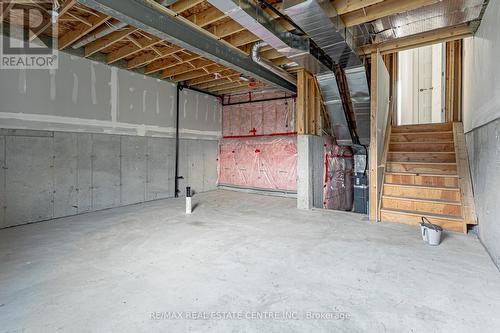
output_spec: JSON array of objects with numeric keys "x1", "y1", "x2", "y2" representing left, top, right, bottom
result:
[
  {"x1": 285, "y1": 0, "x2": 371, "y2": 144},
  {"x1": 207, "y1": 0, "x2": 332, "y2": 74}
]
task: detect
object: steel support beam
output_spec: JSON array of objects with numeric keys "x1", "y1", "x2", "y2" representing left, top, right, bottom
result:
[{"x1": 76, "y1": 0, "x2": 296, "y2": 93}]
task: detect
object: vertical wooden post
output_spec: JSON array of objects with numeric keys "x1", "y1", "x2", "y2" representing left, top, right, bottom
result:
[
  {"x1": 369, "y1": 51, "x2": 378, "y2": 221},
  {"x1": 296, "y1": 69, "x2": 306, "y2": 134},
  {"x1": 445, "y1": 40, "x2": 463, "y2": 122}
]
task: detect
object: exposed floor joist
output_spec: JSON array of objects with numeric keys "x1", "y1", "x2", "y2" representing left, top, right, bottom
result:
[{"x1": 76, "y1": 0, "x2": 296, "y2": 93}]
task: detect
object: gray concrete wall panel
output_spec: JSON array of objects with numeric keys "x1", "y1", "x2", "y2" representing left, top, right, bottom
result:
[
  {"x1": 146, "y1": 137, "x2": 175, "y2": 200},
  {"x1": 0, "y1": 129, "x2": 217, "y2": 228},
  {"x1": 5, "y1": 135, "x2": 54, "y2": 226},
  {"x1": 121, "y1": 136, "x2": 147, "y2": 205},
  {"x1": 53, "y1": 132, "x2": 78, "y2": 218},
  {"x1": 76, "y1": 133, "x2": 93, "y2": 214},
  {"x1": 92, "y1": 134, "x2": 121, "y2": 210}
]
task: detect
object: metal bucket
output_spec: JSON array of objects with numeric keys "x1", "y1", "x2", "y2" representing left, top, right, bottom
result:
[{"x1": 420, "y1": 218, "x2": 443, "y2": 246}]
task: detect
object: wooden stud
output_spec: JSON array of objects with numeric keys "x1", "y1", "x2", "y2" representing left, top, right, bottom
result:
[{"x1": 369, "y1": 52, "x2": 378, "y2": 221}]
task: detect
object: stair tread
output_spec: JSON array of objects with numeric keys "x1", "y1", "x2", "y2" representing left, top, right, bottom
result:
[
  {"x1": 390, "y1": 141, "x2": 455, "y2": 144},
  {"x1": 385, "y1": 172, "x2": 459, "y2": 177},
  {"x1": 387, "y1": 161, "x2": 456, "y2": 165},
  {"x1": 380, "y1": 208, "x2": 464, "y2": 221},
  {"x1": 391, "y1": 130, "x2": 453, "y2": 135},
  {"x1": 382, "y1": 195, "x2": 461, "y2": 204},
  {"x1": 384, "y1": 183, "x2": 460, "y2": 191},
  {"x1": 388, "y1": 151, "x2": 455, "y2": 154}
]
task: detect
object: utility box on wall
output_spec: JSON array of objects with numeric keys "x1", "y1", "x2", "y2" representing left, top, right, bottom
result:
[{"x1": 353, "y1": 173, "x2": 369, "y2": 214}]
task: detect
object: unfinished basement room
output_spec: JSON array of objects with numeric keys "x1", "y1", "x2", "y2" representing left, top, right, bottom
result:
[{"x1": 1, "y1": 0, "x2": 500, "y2": 331}]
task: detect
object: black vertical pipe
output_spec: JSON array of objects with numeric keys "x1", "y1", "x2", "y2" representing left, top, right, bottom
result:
[{"x1": 174, "y1": 84, "x2": 182, "y2": 197}]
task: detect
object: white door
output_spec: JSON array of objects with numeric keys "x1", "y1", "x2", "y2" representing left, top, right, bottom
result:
[{"x1": 397, "y1": 43, "x2": 444, "y2": 125}]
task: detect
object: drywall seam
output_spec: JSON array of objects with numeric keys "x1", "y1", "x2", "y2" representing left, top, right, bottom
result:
[
  {"x1": 110, "y1": 67, "x2": 118, "y2": 124},
  {"x1": 0, "y1": 112, "x2": 220, "y2": 139}
]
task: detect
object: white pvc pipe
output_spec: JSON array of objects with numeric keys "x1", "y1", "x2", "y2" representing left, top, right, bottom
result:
[{"x1": 186, "y1": 197, "x2": 192, "y2": 214}]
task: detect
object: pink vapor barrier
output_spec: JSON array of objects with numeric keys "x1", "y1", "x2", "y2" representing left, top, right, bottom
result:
[
  {"x1": 222, "y1": 97, "x2": 295, "y2": 137},
  {"x1": 217, "y1": 136, "x2": 297, "y2": 192}
]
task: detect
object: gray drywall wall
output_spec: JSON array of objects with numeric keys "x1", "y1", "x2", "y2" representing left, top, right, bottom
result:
[
  {"x1": 465, "y1": 119, "x2": 500, "y2": 269},
  {"x1": 297, "y1": 135, "x2": 324, "y2": 209},
  {"x1": 0, "y1": 35, "x2": 221, "y2": 139},
  {"x1": 463, "y1": 0, "x2": 500, "y2": 133},
  {"x1": 0, "y1": 129, "x2": 218, "y2": 229},
  {"x1": 462, "y1": 2, "x2": 500, "y2": 270}
]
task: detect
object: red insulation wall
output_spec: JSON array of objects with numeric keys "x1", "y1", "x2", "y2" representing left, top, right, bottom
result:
[{"x1": 218, "y1": 93, "x2": 297, "y2": 192}]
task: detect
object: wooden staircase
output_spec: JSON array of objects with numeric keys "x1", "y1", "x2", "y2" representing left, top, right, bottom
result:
[{"x1": 379, "y1": 122, "x2": 477, "y2": 233}]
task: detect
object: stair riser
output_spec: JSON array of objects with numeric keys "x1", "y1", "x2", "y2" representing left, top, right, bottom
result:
[
  {"x1": 391, "y1": 132, "x2": 454, "y2": 143},
  {"x1": 382, "y1": 197, "x2": 462, "y2": 217},
  {"x1": 388, "y1": 152, "x2": 456, "y2": 163},
  {"x1": 383, "y1": 185, "x2": 460, "y2": 201},
  {"x1": 392, "y1": 123, "x2": 453, "y2": 133},
  {"x1": 385, "y1": 174, "x2": 459, "y2": 188},
  {"x1": 380, "y1": 211, "x2": 463, "y2": 233},
  {"x1": 387, "y1": 163, "x2": 457, "y2": 175},
  {"x1": 390, "y1": 143, "x2": 454, "y2": 152}
]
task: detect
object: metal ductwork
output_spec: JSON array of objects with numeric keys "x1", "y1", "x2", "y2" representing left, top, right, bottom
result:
[
  {"x1": 207, "y1": 0, "x2": 306, "y2": 58},
  {"x1": 316, "y1": 72, "x2": 352, "y2": 145},
  {"x1": 207, "y1": 0, "x2": 332, "y2": 74},
  {"x1": 251, "y1": 42, "x2": 297, "y2": 85},
  {"x1": 345, "y1": 66, "x2": 370, "y2": 145},
  {"x1": 284, "y1": 0, "x2": 371, "y2": 145},
  {"x1": 284, "y1": 0, "x2": 362, "y2": 68}
]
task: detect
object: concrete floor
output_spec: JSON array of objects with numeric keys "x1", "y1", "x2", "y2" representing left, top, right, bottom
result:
[{"x1": 1, "y1": 190, "x2": 499, "y2": 333}]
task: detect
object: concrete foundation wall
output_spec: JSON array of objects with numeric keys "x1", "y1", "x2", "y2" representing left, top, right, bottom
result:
[
  {"x1": 0, "y1": 129, "x2": 217, "y2": 228},
  {"x1": 465, "y1": 120, "x2": 500, "y2": 268},
  {"x1": 297, "y1": 135, "x2": 324, "y2": 209},
  {"x1": 462, "y1": 1, "x2": 500, "y2": 269}
]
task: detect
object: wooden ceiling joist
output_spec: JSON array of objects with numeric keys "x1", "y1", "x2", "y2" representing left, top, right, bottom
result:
[
  {"x1": 331, "y1": 0, "x2": 384, "y2": 15},
  {"x1": 207, "y1": 20, "x2": 245, "y2": 39},
  {"x1": 106, "y1": 34, "x2": 161, "y2": 64},
  {"x1": 215, "y1": 83, "x2": 266, "y2": 95},
  {"x1": 85, "y1": 26, "x2": 138, "y2": 57},
  {"x1": 144, "y1": 53, "x2": 200, "y2": 74},
  {"x1": 361, "y1": 24, "x2": 473, "y2": 55},
  {"x1": 186, "y1": 6, "x2": 225, "y2": 28},
  {"x1": 169, "y1": 0, "x2": 206, "y2": 13},
  {"x1": 127, "y1": 44, "x2": 182, "y2": 69},
  {"x1": 30, "y1": 0, "x2": 77, "y2": 41},
  {"x1": 162, "y1": 59, "x2": 215, "y2": 79},
  {"x1": 187, "y1": 70, "x2": 239, "y2": 87},
  {"x1": 195, "y1": 76, "x2": 238, "y2": 89},
  {"x1": 58, "y1": 12, "x2": 110, "y2": 50}
]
